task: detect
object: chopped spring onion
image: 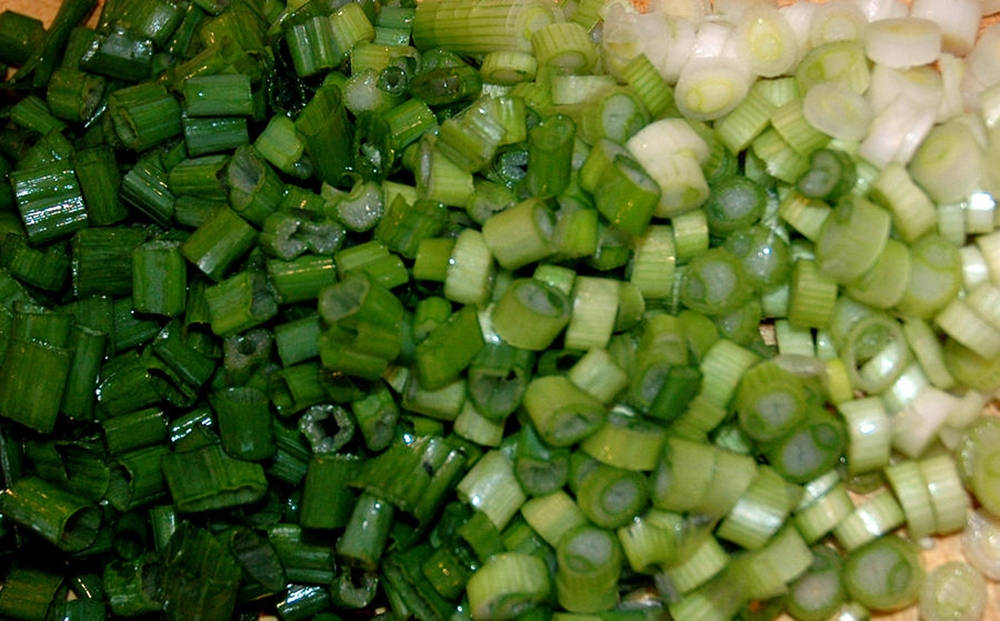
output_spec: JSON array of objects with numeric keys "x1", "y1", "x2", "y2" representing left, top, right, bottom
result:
[
  {"x1": 4, "y1": 0, "x2": 1000, "y2": 619},
  {"x1": 733, "y1": 6, "x2": 799, "y2": 78},
  {"x1": 555, "y1": 525, "x2": 623, "y2": 613},
  {"x1": 809, "y1": 2, "x2": 867, "y2": 47},
  {"x1": 491, "y1": 278, "x2": 570, "y2": 351},
  {"x1": 909, "y1": 119, "x2": 984, "y2": 205},
  {"x1": 917, "y1": 561, "x2": 987, "y2": 621},
  {"x1": 785, "y1": 546, "x2": 847, "y2": 621},
  {"x1": 795, "y1": 40, "x2": 871, "y2": 94},
  {"x1": 674, "y1": 57, "x2": 752, "y2": 121},
  {"x1": 897, "y1": 233, "x2": 963, "y2": 318},
  {"x1": 703, "y1": 176, "x2": 766, "y2": 236},
  {"x1": 735, "y1": 362, "x2": 808, "y2": 442},
  {"x1": 815, "y1": 196, "x2": 891, "y2": 284},
  {"x1": 864, "y1": 17, "x2": 942, "y2": 69},
  {"x1": 842, "y1": 535, "x2": 924, "y2": 612},
  {"x1": 679, "y1": 247, "x2": 754, "y2": 316},
  {"x1": 802, "y1": 82, "x2": 872, "y2": 143},
  {"x1": 466, "y1": 552, "x2": 551, "y2": 621},
  {"x1": 962, "y1": 510, "x2": 1000, "y2": 580}
]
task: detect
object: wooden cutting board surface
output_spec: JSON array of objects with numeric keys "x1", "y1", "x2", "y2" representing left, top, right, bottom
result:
[
  {"x1": 6, "y1": 0, "x2": 95, "y2": 27},
  {"x1": 5, "y1": 0, "x2": 1000, "y2": 619}
]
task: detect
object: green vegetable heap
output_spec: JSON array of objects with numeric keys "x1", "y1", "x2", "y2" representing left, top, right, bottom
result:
[{"x1": 0, "y1": 0, "x2": 999, "y2": 619}]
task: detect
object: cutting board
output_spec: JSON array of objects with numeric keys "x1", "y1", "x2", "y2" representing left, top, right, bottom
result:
[{"x1": 5, "y1": 0, "x2": 1000, "y2": 619}]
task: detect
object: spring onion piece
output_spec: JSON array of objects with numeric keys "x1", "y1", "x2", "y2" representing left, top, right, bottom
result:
[
  {"x1": 833, "y1": 489, "x2": 905, "y2": 551},
  {"x1": 592, "y1": 154, "x2": 660, "y2": 237},
  {"x1": 735, "y1": 362, "x2": 807, "y2": 442},
  {"x1": 815, "y1": 197, "x2": 891, "y2": 284},
  {"x1": 674, "y1": 57, "x2": 751, "y2": 121},
  {"x1": 785, "y1": 546, "x2": 847, "y2": 621},
  {"x1": 733, "y1": 6, "x2": 799, "y2": 78},
  {"x1": 885, "y1": 460, "x2": 937, "y2": 540},
  {"x1": 650, "y1": 437, "x2": 715, "y2": 512},
  {"x1": 482, "y1": 198, "x2": 554, "y2": 270},
  {"x1": 0, "y1": 476, "x2": 101, "y2": 551},
  {"x1": 917, "y1": 561, "x2": 986, "y2": 621},
  {"x1": 808, "y1": 1, "x2": 867, "y2": 47},
  {"x1": 564, "y1": 349, "x2": 626, "y2": 406},
  {"x1": 766, "y1": 410, "x2": 847, "y2": 484},
  {"x1": 465, "y1": 551, "x2": 551, "y2": 621},
  {"x1": 864, "y1": 17, "x2": 942, "y2": 69},
  {"x1": 661, "y1": 535, "x2": 731, "y2": 597},
  {"x1": 491, "y1": 278, "x2": 571, "y2": 351},
  {"x1": 956, "y1": 417, "x2": 1000, "y2": 518},
  {"x1": 580, "y1": 412, "x2": 665, "y2": 472},
  {"x1": 628, "y1": 226, "x2": 675, "y2": 301},
  {"x1": 4, "y1": 0, "x2": 1000, "y2": 618},
  {"x1": 679, "y1": 248, "x2": 754, "y2": 316},
  {"x1": 786, "y1": 259, "x2": 836, "y2": 329},
  {"x1": 961, "y1": 510, "x2": 1000, "y2": 582},
  {"x1": 838, "y1": 398, "x2": 891, "y2": 475},
  {"x1": 919, "y1": 454, "x2": 968, "y2": 535},
  {"x1": 554, "y1": 525, "x2": 623, "y2": 613},
  {"x1": 802, "y1": 82, "x2": 872, "y2": 143},
  {"x1": 513, "y1": 424, "x2": 569, "y2": 497},
  {"x1": 778, "y1": 192, "x2": 831, "y2": 243},
  {"x1": 844, "y1": 239, "x2": 910, "y2": 310},
  {"x1": 843, "y1": 535, "x2": 924, "y2": 613},
  {"x1": 796, "y1": 40, "x2": 871, "y2": 94},
  {"x1": 911, "y1": 119, "x2": 984, "y2": 205},
  {"x1": 793, "y1": 482, "x2": 854, "y2": 543},
  {"x1": 703, "y1": 176, "x2": 766, "y2": 235},
  {"x1": 869, "y1": 163, "x2": 937, "y2": 244},
  {"x1": 717, "y1": 466, "x2": 801, "y2": 550}
]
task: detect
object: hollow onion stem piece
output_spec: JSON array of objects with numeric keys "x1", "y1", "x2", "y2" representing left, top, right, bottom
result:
[{"x1": 918, "y1": 561, "x2": 987, "y2": 621}]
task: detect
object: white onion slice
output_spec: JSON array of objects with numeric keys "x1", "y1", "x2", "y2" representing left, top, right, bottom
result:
[
  {"x1": 937, "y1": 53, "x2": 967, "y2": 122},
  {"x1": 952, "y1": 113, "x2": 990, "y2": 150},
  {"x1": 648, "y1": 0, "x2": 709, "y2": 24},
  {"x1": 893, "y1": 105, "x2": 938, "y2": 164},
  {"x1": 946, "y1": 389, "x2": 990, "y2": 428},
  {"x1": 600, "y1": 4, "x2": 642, "y2": 74},
  {"x1": 625, "y1": 118, "x2": 710, "y2": 164},
  {"x1": 891, "y1": 386, "x2": 957, "y2": 458},
  {"x1": 732, "y1": 5, "x2": 798, "y2": 78},
  {"x1": 598, "y1": 0, "x2": 639, "y2": 20},
  {"x1": 981, "y1": 83, "x2": 1000, "y2": 129},
  {"x1": 711, "y1": 0, "x2": 769, "y2": 23},
  {"x1": 961, "y1": 71, "x2": 988, "y2": 114},
  {"x1": 867, "y1": 64, "x2": 942, "y2": 114},
  {"x1": 910, "y1": 119, "x2": 984, "y2": 204},
  {"x1": 779, "y1": 2, "x2": 815, "y2": 62},
  {"x1": 803, "y1": 81, "x2": 873, "y2": 142},
  {"x1": 850, "y1": 0, "x2": 908, "y2": 22},
  {"x1": 809, "y1": 0, "x2": 867, "y2": 47},
  {"x1": 635, "y1": 13, "x2": 695, "y2": 84},
  {"x1": 882, "y1": 362, "x2": 930, "y2": 415},
  {"x1": 692, "y1": 20, "x2": 733, "y2": 59},
  {"x1": 977, "y1": 230, "x2": 1000, "y2": 286},
  {"x1": 909, "y1": 0, "x2": 980, "y2": 56},
  {"x1": 858, "y1": 97, "x2": 935, "y2": 167},
  {"x1": 962, "y1": 510, "x2": 1000, "y2": 580},
  {"x1": 772, "y1": 354, "x2": 828, "y2": 381},
  {"x1": 864, "y1": 18, "x2": 941, "y2": 69},
  {"x1": 961, "y1": 244, "x2": 992, "y2": 291},
  {"x1": 967, "y1": 25, "x2": 1000, "y2": 89},
  {"x1": 938, "y1": 425, "x2": 964, "y2": 450},
  {"x1": 674, "y1": 56, "x2": 751, "y2": 121},
  {"x1": 983, "y1": 127, "x2": 1000, "y2": 198},
  {"x1": 918, "y1": 562, "x2": 987, "y2": 621}
]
